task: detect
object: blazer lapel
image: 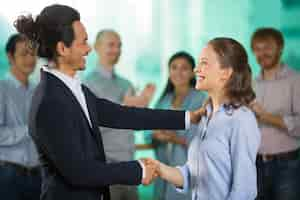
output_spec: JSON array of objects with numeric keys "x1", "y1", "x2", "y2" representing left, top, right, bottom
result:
[
  {"x1": 44, "y1": 71, "x2": 94, "y2": 132},
  {"x1": 44, "y1": 71, "x2": 105, "y2": 158},
  {"x1": 81, "y1": 86, "x2": 106, "y2": 157}
]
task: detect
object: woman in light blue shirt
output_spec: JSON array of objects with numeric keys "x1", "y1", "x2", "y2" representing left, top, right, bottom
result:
[
  {"x1": 151, "y1": 51, "x2": 206, "y2": 200},
  {"x1": 147, "y1": 38, "x2": 261, "y2": 200}
]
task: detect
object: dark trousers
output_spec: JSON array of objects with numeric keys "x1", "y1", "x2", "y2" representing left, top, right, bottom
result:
[
  {"x1": 0, "y1": 163, "x2": 41, "y2": 200},
  {"x1": 256, "y1": 155, "x2": 300, "y2": 200}
]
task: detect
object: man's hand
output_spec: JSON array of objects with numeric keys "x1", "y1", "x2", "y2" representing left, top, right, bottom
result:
[
  {"x1": 140, "y1": 158, "x2": 159, "y2": 185},
  {"x1": 152, "y1": 130, "x2": 173, "y2": 142},
  {"x1": 140, "y1": 83, "x2": 156, "y2": 102},
  {"x1": 141, "y1": 158, "x2": 184, "y2": 188},
  {"x1": 249, "y1": 100, "x2": 266, "y2": 121},
  {"x1": 190, "y1": 106, "x2": 206, "y2": 124},
  {"x1": 123, "y1": 84, "x2": 156, "y2": 107},
  {"x1": 152, "y1": 130, "x2": 187, "y2": 146},
  {"x1": 189, "y1": 99, "x2": 209, "y2": 124},
  {"x1": 249, "y1": 99, "x2": 287, "y2": 129}
]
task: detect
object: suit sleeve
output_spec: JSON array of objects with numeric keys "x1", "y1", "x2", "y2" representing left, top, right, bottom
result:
[
  {"x1": 35, "y1": 100, "x2": 143, "y2": 188},
  {"x1": 95, "y1": 97, "x2": 186, "y2": 130}
]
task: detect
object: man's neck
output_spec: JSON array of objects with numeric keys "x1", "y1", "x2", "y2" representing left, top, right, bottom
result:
[
  {"x1": 10, "y1": 66, "x2": 29, "y2": 86},
  {"x1": 99, "y1": 59, "x2": 114, "y2": 72},
  {"x1": 262, "y1": 62, "x2": 281, "y2": 80},
  {"x1": 56, "y1": 63, "x2": 76, "y2": 78}
]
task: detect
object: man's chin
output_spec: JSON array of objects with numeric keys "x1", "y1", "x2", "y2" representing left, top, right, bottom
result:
[
  {"x1": 78, "y1": 65, "x2": 86, "y2": 71},
  {"x1": 260, "y1": 63, "x2": 276, "y2": 70}
]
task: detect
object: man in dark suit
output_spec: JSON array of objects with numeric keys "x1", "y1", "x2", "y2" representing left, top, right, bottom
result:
[{"x1": 14, "y1": 4, "x2": 204, "y2": 200}]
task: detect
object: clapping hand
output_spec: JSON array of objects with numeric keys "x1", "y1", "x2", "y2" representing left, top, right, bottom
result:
[
  {"x1": 123, "y1": 84, "x2": 156, "y2": 107},
  {"x1": 249, "y1": 99, "x2": 266, "y2": 121}
]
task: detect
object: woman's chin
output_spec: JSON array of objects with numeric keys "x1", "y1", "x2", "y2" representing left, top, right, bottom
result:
[{"x1": 195, "y1": 83, "x2": 206, "y2": 91}]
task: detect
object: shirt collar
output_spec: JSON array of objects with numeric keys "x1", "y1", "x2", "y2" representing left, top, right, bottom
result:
[
  {"x1": 205, "y1": 103, "x2": 225, "y2": 116},
  {"x1": 96, "y1": 64, "x2": 115, "y2": 80},
  {"x1": 42, "y1": 66, "x2": 82, "y2": 90},
  {"x1": 256, "y1": 63, "x2": 288, "y2": 81},
  {"x1": 5, "y1": 71, "x2": 35, "y2": 90}
]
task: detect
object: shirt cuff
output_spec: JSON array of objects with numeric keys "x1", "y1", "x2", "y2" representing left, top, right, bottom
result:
[
  {"x1": 185, "y1": 111, "x2": 190, "y2": 130},
  {"x1": 138, "y1": 160, "x2": 146, "y2": 180},
  {"x1": 175, "y1": 165, "x2": 189, "y2": 194}
]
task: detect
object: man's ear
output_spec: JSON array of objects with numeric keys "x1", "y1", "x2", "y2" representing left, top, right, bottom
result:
[
  {"x1": 94, "y1": 41, "x2": 101, "y2": 52},
  {"x1": 7, "y1": 53, "x2": 14, "y2": 65},
  {"x1": 56, "y1": 41, "x2": 69, "y2": 57}
]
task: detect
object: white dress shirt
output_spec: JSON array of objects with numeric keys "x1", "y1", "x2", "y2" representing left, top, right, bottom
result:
[{"x1": 42, "y1": 67, "x2": 92, "y2": 127}]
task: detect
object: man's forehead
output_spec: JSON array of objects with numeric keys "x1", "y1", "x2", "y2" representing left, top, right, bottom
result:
[
  {"x1": 73, "y1": 21, "x2": 87, "y2": 36},
  {"x1": 253, "y1": 37, "x2": 277, "y2": 45}
]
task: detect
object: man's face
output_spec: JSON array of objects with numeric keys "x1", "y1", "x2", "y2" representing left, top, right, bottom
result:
[
  {"x1": 9, "y1": 41, "x2": 37, "y2": 77},
  {"x1": 252, "y1": 38, "x2": 282, "y2": 70},
  {"x1": 95, "y1": 32, "x2": 121, "y2": 66},
  {"x1": 64, "y1": 21, "x2": 91, "y2": 71}
]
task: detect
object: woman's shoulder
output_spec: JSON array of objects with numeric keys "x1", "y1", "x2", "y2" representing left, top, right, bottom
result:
[{"x1": 230, "y1": 106, "x2": 257, "y2": 128}]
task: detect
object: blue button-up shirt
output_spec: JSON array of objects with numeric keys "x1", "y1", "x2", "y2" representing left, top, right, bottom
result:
[
  {"x1": 177, "y1": 104, "x2": 261, "y2": 200},
  {"x1": 0, "y1": 72, "x2": 39, "y2": 167}
]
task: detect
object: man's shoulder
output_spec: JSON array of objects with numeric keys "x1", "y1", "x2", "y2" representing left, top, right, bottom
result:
[
  {"x1": 0, "y1": 77, "x2": 15, "y2": 95},
  {"x1": 115, "y1": 74, "x2": 132, "y2": 85}
]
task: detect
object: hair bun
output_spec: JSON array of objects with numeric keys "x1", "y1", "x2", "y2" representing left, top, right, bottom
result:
[{"x1": 14, "y1": 14, "x2": 38, "y2": 43}]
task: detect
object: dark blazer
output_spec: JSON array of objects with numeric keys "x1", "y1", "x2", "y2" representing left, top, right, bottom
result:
[{"x1": 29, "y1": 70, "x2": 185, "y2": 200}]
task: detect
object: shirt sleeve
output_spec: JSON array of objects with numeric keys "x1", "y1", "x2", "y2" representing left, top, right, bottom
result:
[
  {"x1": 228, "y1": 111, "x2": 261, "y2": 200},
  {"x1": 174, "y1": 164, "x2": 190, "y2": 194},
  {"x1": 138, "y1": 160, "x2": 145, "y2": 179},
  {"x1": 0, "y1": 85, "x2": 28, "y2": 146},
  {"x1": 185, "y1": 112, "x2": 190, "y2": 130},
  {"x1": 283, "y1": 75, "x2": 300, "y2": 137}
]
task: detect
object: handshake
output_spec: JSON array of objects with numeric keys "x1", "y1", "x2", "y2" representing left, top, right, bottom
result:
[
  {"x1": 140, "y1": 158, "x2": 162, "y2": 185},
  {"x1": 139, "y1": 158, "x2": 184, "y2": 188}
]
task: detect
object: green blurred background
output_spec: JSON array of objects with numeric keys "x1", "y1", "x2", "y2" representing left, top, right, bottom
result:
[{"x1": 1, "y1": 0, "x2": 300, "y2": 199}]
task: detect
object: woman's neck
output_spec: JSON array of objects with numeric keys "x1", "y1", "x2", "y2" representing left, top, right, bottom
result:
[
  {"x1": 209, "y1": 89, "x2": 227, "y2": 113},
  {"x1": 174, "y1": 85, "x2": 190, "y2": 98},
  {"x1": 172, "y1": 85, "x2": 190, "y2": 108}
]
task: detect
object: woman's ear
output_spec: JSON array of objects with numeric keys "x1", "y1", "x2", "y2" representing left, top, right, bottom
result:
[{"x1": 220, "y1": 67, "x2": 233, "y2": 81}]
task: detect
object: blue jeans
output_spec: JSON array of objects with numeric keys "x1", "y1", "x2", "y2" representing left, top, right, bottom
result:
[
  {"x1": 256, "y1": 157, "x2": 300, "y2": 200},
  {"x1": 0, "y1": 164, "x2": 41, "y2": 200}
]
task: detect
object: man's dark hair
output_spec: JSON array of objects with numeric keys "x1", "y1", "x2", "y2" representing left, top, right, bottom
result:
[
  {"x1": 5, "y1": 33, "x2": 28, "y2": 55},
  {"x1": 14, "y1": 4, "x2": 80, "y2": 61}
]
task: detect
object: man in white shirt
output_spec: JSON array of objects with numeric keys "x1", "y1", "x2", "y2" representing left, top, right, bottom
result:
[{"x1": 14, "y1": 4, "x2": 204, "y2": 200}]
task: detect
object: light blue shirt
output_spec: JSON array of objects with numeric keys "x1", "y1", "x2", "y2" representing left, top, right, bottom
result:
[
  {"x1": 0, "y1": 72, "x2": 39, "y2": 167},
  {"x1": 177, "y1": 104, "x2": 261, "y2": 200},
  {"x1": 153, "y1": 89, "x2": 206, "y2": 200}
]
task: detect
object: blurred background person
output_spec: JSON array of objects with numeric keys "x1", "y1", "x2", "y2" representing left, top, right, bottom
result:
[
  {"x1": 0, "y1": 33, "x2": 41, "y2": 200},
  {"x1": 250, "y1": 27, "x2": 300, "y2": 200},
  {"x1": 84, "y1": 29, "x2": 155, "y2": 200},
  {"x1": 151, "y1": 51, "x2": 206, "y2": 200}
]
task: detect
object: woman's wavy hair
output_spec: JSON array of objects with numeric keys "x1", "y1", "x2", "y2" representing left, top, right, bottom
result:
[{"x1": 208, "y1": 37, "x2": 255, "y2": 109}]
